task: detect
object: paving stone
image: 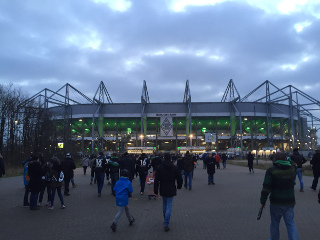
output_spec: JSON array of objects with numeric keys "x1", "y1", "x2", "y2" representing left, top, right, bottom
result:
[{"x1": 0, "y1": 162, "x2": 318, "y2": 240}]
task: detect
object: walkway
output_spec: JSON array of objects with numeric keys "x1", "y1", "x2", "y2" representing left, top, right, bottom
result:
[{"x1": 0, "y1": 162, "x2": 318, "y2": 240}]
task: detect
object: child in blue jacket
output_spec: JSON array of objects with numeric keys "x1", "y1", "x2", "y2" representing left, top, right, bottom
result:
[{"x1": 110, "y1": 169, "x2": 135, "y2": 232}]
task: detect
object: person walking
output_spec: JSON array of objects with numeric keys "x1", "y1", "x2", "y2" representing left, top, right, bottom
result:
[
  {"x1": 110, "y1": 169, "x2": 135, "y2": 232},
  {"x1": 215, "y1": 153, "x2": 221, "y2": 169},
  {"x1": 39, "y1": 158, "x2": 52, "y2": 207},
  {"x1": 89, "y1": 154, "x2": 96, "y2": 185},
  {"x1": 204, "y1": 153, "x2": 216, "y2": 185},
  {"x1": 176, "y1": 155, "x2": 184, "y2": 184},
  {"x1": 260, "y1": 152, "x2": 298, "y2": 240},
  {"x1": 94, "y1": 152, "x2": 108, "y2": 197},
  {"x1": 154, "y1": 153, "x2": 182, "y2": 232},
  {"x1": 119, "y1": 152, "x2": 135, "y2": 182},
  {"x1": 202, "y1": 152, "x2": 208, "y2": 169},
  {"x1": 106, "y1": 153, "x2": 120, "y2": 196},
  {"x1": 247, "y1": 151, "x2": 254, "y2": 173},
  {"x1": 82, "y1": 155, "x2": 89, "y2": 175},
  {"x1": 28, "y1": 154, "x2": 44, "y2": 210},
  {"x1": 136, "y1": 153, "x2": 151, "y2": 195},
  {"x1": 61, "y1": 153, "x2": 76, "y2": 196},
  {"x1": 290, "y1": 148, "x2": 307, "y2": 192},
  {"x1": 22, "y1": 157, "x2": 31, "y2": 207},
  {"x1": 221, "y1": 153, "x2": 227, "y2": 169},
  {"x1": 48, "y1": 157, "x2": 65, "y2": 209},
  {"x1": 183, "y1": 151, "x2": 194, "y2": 190},
  {"x1": 310, "y1": 149, "x2": 320, "y2": 190}
]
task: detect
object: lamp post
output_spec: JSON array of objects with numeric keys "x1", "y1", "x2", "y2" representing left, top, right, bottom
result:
[
  {"x1": 140, "y1": 134, "x2": 144, "y2": 147},
  {"x1": 189, "y1": 134, "x2": 193, "y2": 147}
]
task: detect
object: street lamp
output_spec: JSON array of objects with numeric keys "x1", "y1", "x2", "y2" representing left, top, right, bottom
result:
[
  {"x1": 189, "y1": 134, "x2": 193, "y2": 147},
  {"x1": 140, "y1": 134, "x2": 144, "y2": 147}
]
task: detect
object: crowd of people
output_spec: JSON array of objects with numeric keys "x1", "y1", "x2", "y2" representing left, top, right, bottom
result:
[{"x1": 1, "y1": 147, "x2": 320, "y2": 236}]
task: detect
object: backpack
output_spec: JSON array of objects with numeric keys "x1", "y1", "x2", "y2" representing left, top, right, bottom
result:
[
  {"x1": 58, "y1": 171, "x2": 64, "y2": 182},
  {"x1": 52, "y1": 170, "x2": 64, "y2": 182},
  {"x1": 24, "y1": 164, "x2": 30, "y2": 182}
]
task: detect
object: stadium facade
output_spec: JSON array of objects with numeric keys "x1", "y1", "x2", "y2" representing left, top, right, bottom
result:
[{"x1": 21, "y1": 80, "x2": 319, "y2": 155}]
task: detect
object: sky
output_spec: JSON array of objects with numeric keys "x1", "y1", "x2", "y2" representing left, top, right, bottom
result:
[{"x1": 0, "y1": 0, "x2": 320, "y2": 104}]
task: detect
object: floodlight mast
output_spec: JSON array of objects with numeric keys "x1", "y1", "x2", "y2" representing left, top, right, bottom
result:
[
  {"x1": 183, "y1": 80, "x2": 192, "y2": 147},
  {"x1": 141, "y1": 80, "x2": 150, "y2": 147}
]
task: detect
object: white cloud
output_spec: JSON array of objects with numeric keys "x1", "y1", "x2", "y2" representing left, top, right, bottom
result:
[
  {"x1": 66, "y1": 30, "x2": 101, "y2": 50},
  {"x1": 294, "y1": 21, "x2": 312, "y2": 32},
  {"x1": 171, "y1": 0, "x2": 225, "y2": 12},
  {"x1": 281, "y1": 64, "x2": 297, "y2": 70},
  {"x1": 124, "y1": 57, "x2": 144, "y2": 71},
  {"x1": 276, "y1": 0, "x2": 308, "y2": 14},
  {"x1": 92, "y1": 0, "x2": 132, "y2": 12}
]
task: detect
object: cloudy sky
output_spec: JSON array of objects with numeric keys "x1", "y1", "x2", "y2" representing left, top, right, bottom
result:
[{"x1": 1, "y1": 0, "x2": 320, "y2": 104}]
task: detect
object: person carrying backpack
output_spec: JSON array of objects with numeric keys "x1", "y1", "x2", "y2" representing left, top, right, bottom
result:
[
  {"x1": 110, "y1": 169, "x2": 135, "y2": 232},
  {"x1": 48, "y1": 157, "x2": 65, "y2": 209}
]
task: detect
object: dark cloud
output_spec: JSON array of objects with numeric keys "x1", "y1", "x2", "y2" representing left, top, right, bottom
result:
[{"x1": 0, "y1": 0, "x2": 319, "y2": 105}]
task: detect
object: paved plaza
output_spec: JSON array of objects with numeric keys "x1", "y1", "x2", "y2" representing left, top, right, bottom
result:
[{"x1": 0, "y1": 162, "x2": 319, "y2": 240}]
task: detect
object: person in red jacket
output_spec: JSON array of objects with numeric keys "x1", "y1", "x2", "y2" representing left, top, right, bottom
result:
[{"x1": 215, "y1": 153, "x2": 221, "y2": 169}]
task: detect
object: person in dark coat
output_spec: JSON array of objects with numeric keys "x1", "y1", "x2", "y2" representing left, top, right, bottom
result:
[
  {"x1": 119, "y1": 152, "x2": 135, "y2": 182},
  {"x1": 290, "y1": 148, "x2": 307, "y2": 192},
  {"x1": 38, "y1": 157, "x2": 52, "y2": 206},
  {"x1": 94, "y1": 152, "x2": 108, "y2": 197},
  {"x1": 151, "y1": 153, "x2": 162, "y2": 173},
  {"x1": 89, "y1": 154, "x2": 96, "y2": 185},
  {"x1": 0, "y1": 153, "x2": 5, "y2": 179},
  {"x1": 183, "y1": 151, "x2": 194, "y2": 190},
  {"x1": 61, "y1": 153, "x2": 76, "y2": 196},
  {"x1": 154, "y1": 153, "x2": 182, "y2": 232},
  {"x1": 28, "y1": 153, "x2": 44, "y2": 210},
  {"x1": 310, "y1": 149, "x2": 320, "y2": 190},
  {"x1": 48, "y1": 157, "x2": 65, "y2": 209},
  {"x1": 247, "y1": 152, "x2": 254, "y2": 173},
  {"x1": 221, "y1": 153, "x2": 227, "y2": 169},
  {"x1": 106, "y1": 153, "x2": 119, "y2": 196},
  {"x1": 204, "y1": 153, "x2": 216, "y2": 185}
]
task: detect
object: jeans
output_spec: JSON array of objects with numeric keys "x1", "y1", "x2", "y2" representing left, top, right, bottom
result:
[
  {"x1": 83, "y1": 166, "x2": 87, "y2": 174},
  {"x1": 39, "y1": 183, "x2": 51, "y2": 204},
  {"x1": 249, "y1": 165, "x2": 254, "y2": 173},
  {"x1": 222, "y1": 161, "x2": 226, "y2": 168},
  {"x1": 208, "y1": 174, "x2": 214, "y2": 183},
  {"x1": 113, "y1": 206, "x2": 133, "y2": 224},
  {"x1": 184, "y1": 172, "x2": 192, "y2": 189},
  {"x1": 96, "y1": 173, "x2": 105, "y2": 194},
  {"x1": 295, "y1": 168, "x2": 303, "y2": 190},
  {"x1": 139, "y1": 171, "x2": 148, "y2": 193},
  {"x1": 162, "y1": 197, "x2": 174, "y2": 227},
  {"x1": 30, "y1": 192, "x2": 39, "y2": 208},
  {"x1": 51, "y1": 186, "x2": 64, "y2": 206},
  {"x1": 269, "y1": 204, "x2": 298, "y2": 240}
]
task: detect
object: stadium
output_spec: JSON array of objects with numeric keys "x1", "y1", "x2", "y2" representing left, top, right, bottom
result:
[{"x1": 21, "y1": 79, "x2": 319, "y2": 156}]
